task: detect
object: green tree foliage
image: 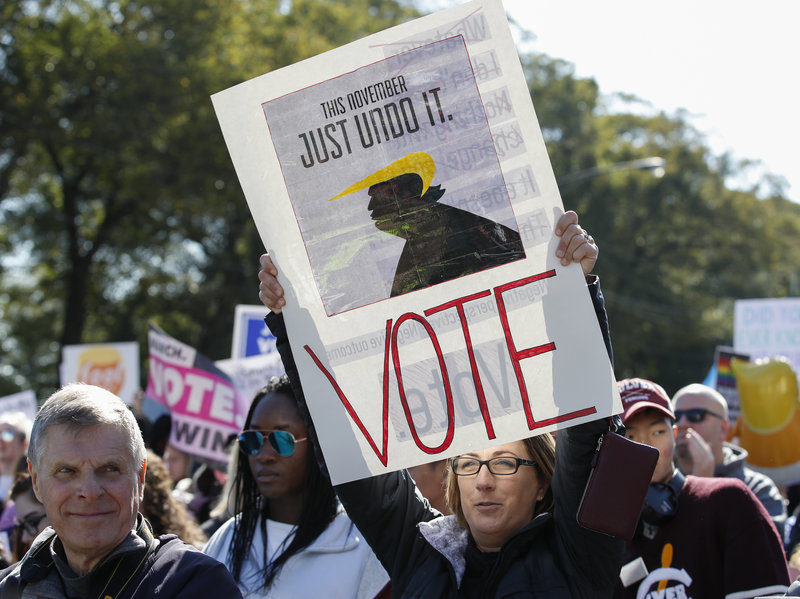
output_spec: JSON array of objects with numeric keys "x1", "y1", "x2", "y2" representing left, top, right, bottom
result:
[
  {"x1": 524, "y1": 53, "x2": 800, "y2": 393},
  {"x1": 2, "y1": 1, "x2": 799, "y2": 401},
  {"x1": 0, "y1": 0, "x2": 418, "y2": 397}
]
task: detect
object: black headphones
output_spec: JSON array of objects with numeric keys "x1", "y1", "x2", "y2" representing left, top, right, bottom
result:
[{"x1": 641, "y1": 470, "x2": 685, "y2": 526}]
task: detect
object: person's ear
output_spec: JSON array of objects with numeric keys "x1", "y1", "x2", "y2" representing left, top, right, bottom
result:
[
  {"x1": 537, "y1": 482, "x2": 550, "y2": 502},
  {"x1": 28, "y1": 459, "x2": 43, "y2": 503},
  {"x1": 138, "y1": 459, "x2": 147, "y2": 497},
  {"x1": 719, "y1": 417, "x2": 731, "y2": 441}
]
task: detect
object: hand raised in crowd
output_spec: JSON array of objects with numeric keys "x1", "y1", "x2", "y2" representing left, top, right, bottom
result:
[
  {"x1": 258, "y1": 209, "x2": 598, "y2": 314},
  {"x1": 675, "y1": 427, "x2": 716, "y2": 477}
]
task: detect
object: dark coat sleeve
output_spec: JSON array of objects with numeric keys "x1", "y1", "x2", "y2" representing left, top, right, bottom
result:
[
  {"x1": 550, "y1": 276, "x2": 624, "y2": 597},
  {"x1": 266, "y1": 310, "x2": 331, "y2": 478}
]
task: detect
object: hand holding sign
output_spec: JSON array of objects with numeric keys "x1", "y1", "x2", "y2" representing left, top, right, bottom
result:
[
  {"x1": 258, "y1": 255, "x2": 285, "y2": 314},
  {"x1": 553, "y1": 210, "x2": 598, "y2": 274}
]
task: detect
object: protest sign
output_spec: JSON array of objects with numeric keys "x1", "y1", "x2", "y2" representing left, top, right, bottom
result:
[
  {"x1": 60, "y1": 342, "x2": 140, "y2": 405},
  {"x1": 144, "y1": 324, "x2": 251, "y2": 467},
  {"x1": 231, "y1": 304, "x2": 278, "y2": 359},
  {"x1": 216, "y1": 352, "x2": 285, "y2": 406},
  {"x1": 734, "y1": 298, "x2": 800, "y2": 371},
  {"x1": 0, "y1": 390, "x2": 38, "y2": 422},
  {"x1": 212, "y1": 0, "x2": 621, "y2": 484}
]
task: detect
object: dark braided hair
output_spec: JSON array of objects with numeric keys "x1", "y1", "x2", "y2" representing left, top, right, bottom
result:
[{"x1": 227, "y1": 375, "x2": 338, "y2": 590}]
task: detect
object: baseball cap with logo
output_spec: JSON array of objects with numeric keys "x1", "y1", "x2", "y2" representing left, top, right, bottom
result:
[{"x1": 617, "y1": 377, "x2": 675, "y2": 424}]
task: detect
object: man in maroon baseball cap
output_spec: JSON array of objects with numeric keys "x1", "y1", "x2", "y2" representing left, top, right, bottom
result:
[
  {"x1": 618, "y1": 377, "x2": 675, "y2": 425},
  {"x1": 613, "y1": 377, "x2": 790, "y2": 598}
]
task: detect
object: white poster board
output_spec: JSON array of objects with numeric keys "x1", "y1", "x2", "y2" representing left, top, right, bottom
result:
[
  {"x1": 60, "y1": 342, "x2": 140, "y2": 405},
  {"x1": 0, "y1": 390, "x2": 38, "y2": 422},
  {"x1": 734, "y1": 298, "x2": 800, "y2": 371},
  {"x1": 216, "y1": 353, "x2": 285, "y2": 406},
  {"x1": 212, "y1": 0, "x2": 620, "y2": 484}
]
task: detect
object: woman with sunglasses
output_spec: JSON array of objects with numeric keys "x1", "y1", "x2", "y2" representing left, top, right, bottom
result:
[
  {"x1": 257, "y1": 211, "x2": 625, "y2": 597},
  {"x1": 203, "y1": 375, "x2": 389, "y2": 598},
  {"x1": 0, "y1": 413, "x2": 31, "y2": 510}
]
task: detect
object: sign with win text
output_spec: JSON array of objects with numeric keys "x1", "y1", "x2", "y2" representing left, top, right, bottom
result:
[{"x1": 144, "y1": 324, "x2": 251, "y2": 467}]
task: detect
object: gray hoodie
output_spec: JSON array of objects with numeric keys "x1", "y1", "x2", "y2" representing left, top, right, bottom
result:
[{"x1": 715, "y1": 442, "x2": 787, "y2": 536}]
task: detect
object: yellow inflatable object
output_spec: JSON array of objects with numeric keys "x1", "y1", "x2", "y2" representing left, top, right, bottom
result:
[{"x1": 730, "y1": 357, "x2": 800, "y2": 480}]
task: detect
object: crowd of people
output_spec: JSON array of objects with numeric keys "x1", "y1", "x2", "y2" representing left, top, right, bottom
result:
[{"x1": 0, "y1": 211, "x2": 798, "y2": 597}]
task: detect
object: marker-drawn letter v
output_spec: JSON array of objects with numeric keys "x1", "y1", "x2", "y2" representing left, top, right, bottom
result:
[{"x1": 303, "y1": 319, "x2": 392, "y2": 466}]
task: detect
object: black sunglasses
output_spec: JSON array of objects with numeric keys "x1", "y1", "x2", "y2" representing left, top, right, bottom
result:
[
  {"x1": 674, "y1": 408, "x2": 724, "y2": 424},
  {"x1": 238, "y1": 429, "x2": 308, "y2": 457}
]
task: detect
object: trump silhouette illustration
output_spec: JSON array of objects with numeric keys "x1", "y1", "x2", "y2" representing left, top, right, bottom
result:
[{"x1": 329, "y1": 152, "x2": 525, "y2": 297}]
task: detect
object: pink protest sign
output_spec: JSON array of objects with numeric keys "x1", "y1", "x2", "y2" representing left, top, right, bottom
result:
[{"x1": 144, "y1": 324, "x2": 251, "y2": 465}]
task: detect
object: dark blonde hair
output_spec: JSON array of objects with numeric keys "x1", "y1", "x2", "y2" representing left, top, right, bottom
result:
[
  {"x1": 141, "y1": 449, "x2": 207, "y2": 547},
  {"x1": 445, "y1": 434, "x2": 556, "y2": 530}
]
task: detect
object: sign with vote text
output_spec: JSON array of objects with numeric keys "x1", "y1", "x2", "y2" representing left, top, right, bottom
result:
[{"x1": 212, "y1": 0, "x2": 621, "y2": 484}]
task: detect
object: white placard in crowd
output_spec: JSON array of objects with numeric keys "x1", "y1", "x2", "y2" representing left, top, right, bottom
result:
[
  {"x1": 216, "y1": 353, "x2": 285, "y2": 406},
  {"x1": 0, "y1": 390, "x2": 38, "y2": 422},
  {"x1": 212, "y1": 0, "x2": 620, "y2": 484},
  {"x1": 734, "y1": 298, "x2": 800, "y2": 370},
  {"x1": 60, "y1": 342, "x2": 140, "y2": 405}
]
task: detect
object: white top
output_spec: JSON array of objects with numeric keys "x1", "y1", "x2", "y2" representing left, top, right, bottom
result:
[{"x1": 203, "y1": 510, "x2": 388, "y2": 599}]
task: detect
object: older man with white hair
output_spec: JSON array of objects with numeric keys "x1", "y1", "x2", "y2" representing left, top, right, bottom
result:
[
  {"x1": 0, "y1": 383, "x2": 242, "y2": 598},
  {"x1": 672, "y1": 382, "x2": 787, "y2": 535}
]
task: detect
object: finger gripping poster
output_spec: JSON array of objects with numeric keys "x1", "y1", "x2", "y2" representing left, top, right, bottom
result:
[{"x1": 213, "y1": 0, "x2": 621, "y2": 485}]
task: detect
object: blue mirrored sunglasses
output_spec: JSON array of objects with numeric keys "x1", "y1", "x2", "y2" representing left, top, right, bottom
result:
[{"x1": 238, "y1": 429, "x2": 308, "y2": 457}]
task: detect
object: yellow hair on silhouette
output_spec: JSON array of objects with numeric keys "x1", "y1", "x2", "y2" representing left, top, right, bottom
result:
[{"x1": 329, "y1": 152, "x2": 435, "y2": 201}]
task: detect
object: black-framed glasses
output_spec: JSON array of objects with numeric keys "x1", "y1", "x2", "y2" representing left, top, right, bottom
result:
[
  {"x1": 674, "y1": 408, "x2": 724, "y2": 424},
  {"x1": 15, "y1": 513, "x2": 47, "y2": 537},
  {"x1": 238, "y1": 430, "x2": 308, "y2": 457},
  {"x1": 450, "y1": 456, "x2": 537, "y2": 476}
]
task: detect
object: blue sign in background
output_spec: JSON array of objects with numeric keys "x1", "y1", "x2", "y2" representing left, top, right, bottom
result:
[{"x1": 245, "y1": 316, "x2": 277, "y2": 357}]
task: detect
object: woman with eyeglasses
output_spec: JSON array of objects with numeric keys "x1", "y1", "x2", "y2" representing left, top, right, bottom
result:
[
  {"x1": 8, "y1": 474, "x2": 48, "y2": 562},
  {"x1": 257, "y1": 210, "x2": 624, "y2": 597},
  {"x1": 203, "y1": 375, "x2": 390, "y2": 598}
]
